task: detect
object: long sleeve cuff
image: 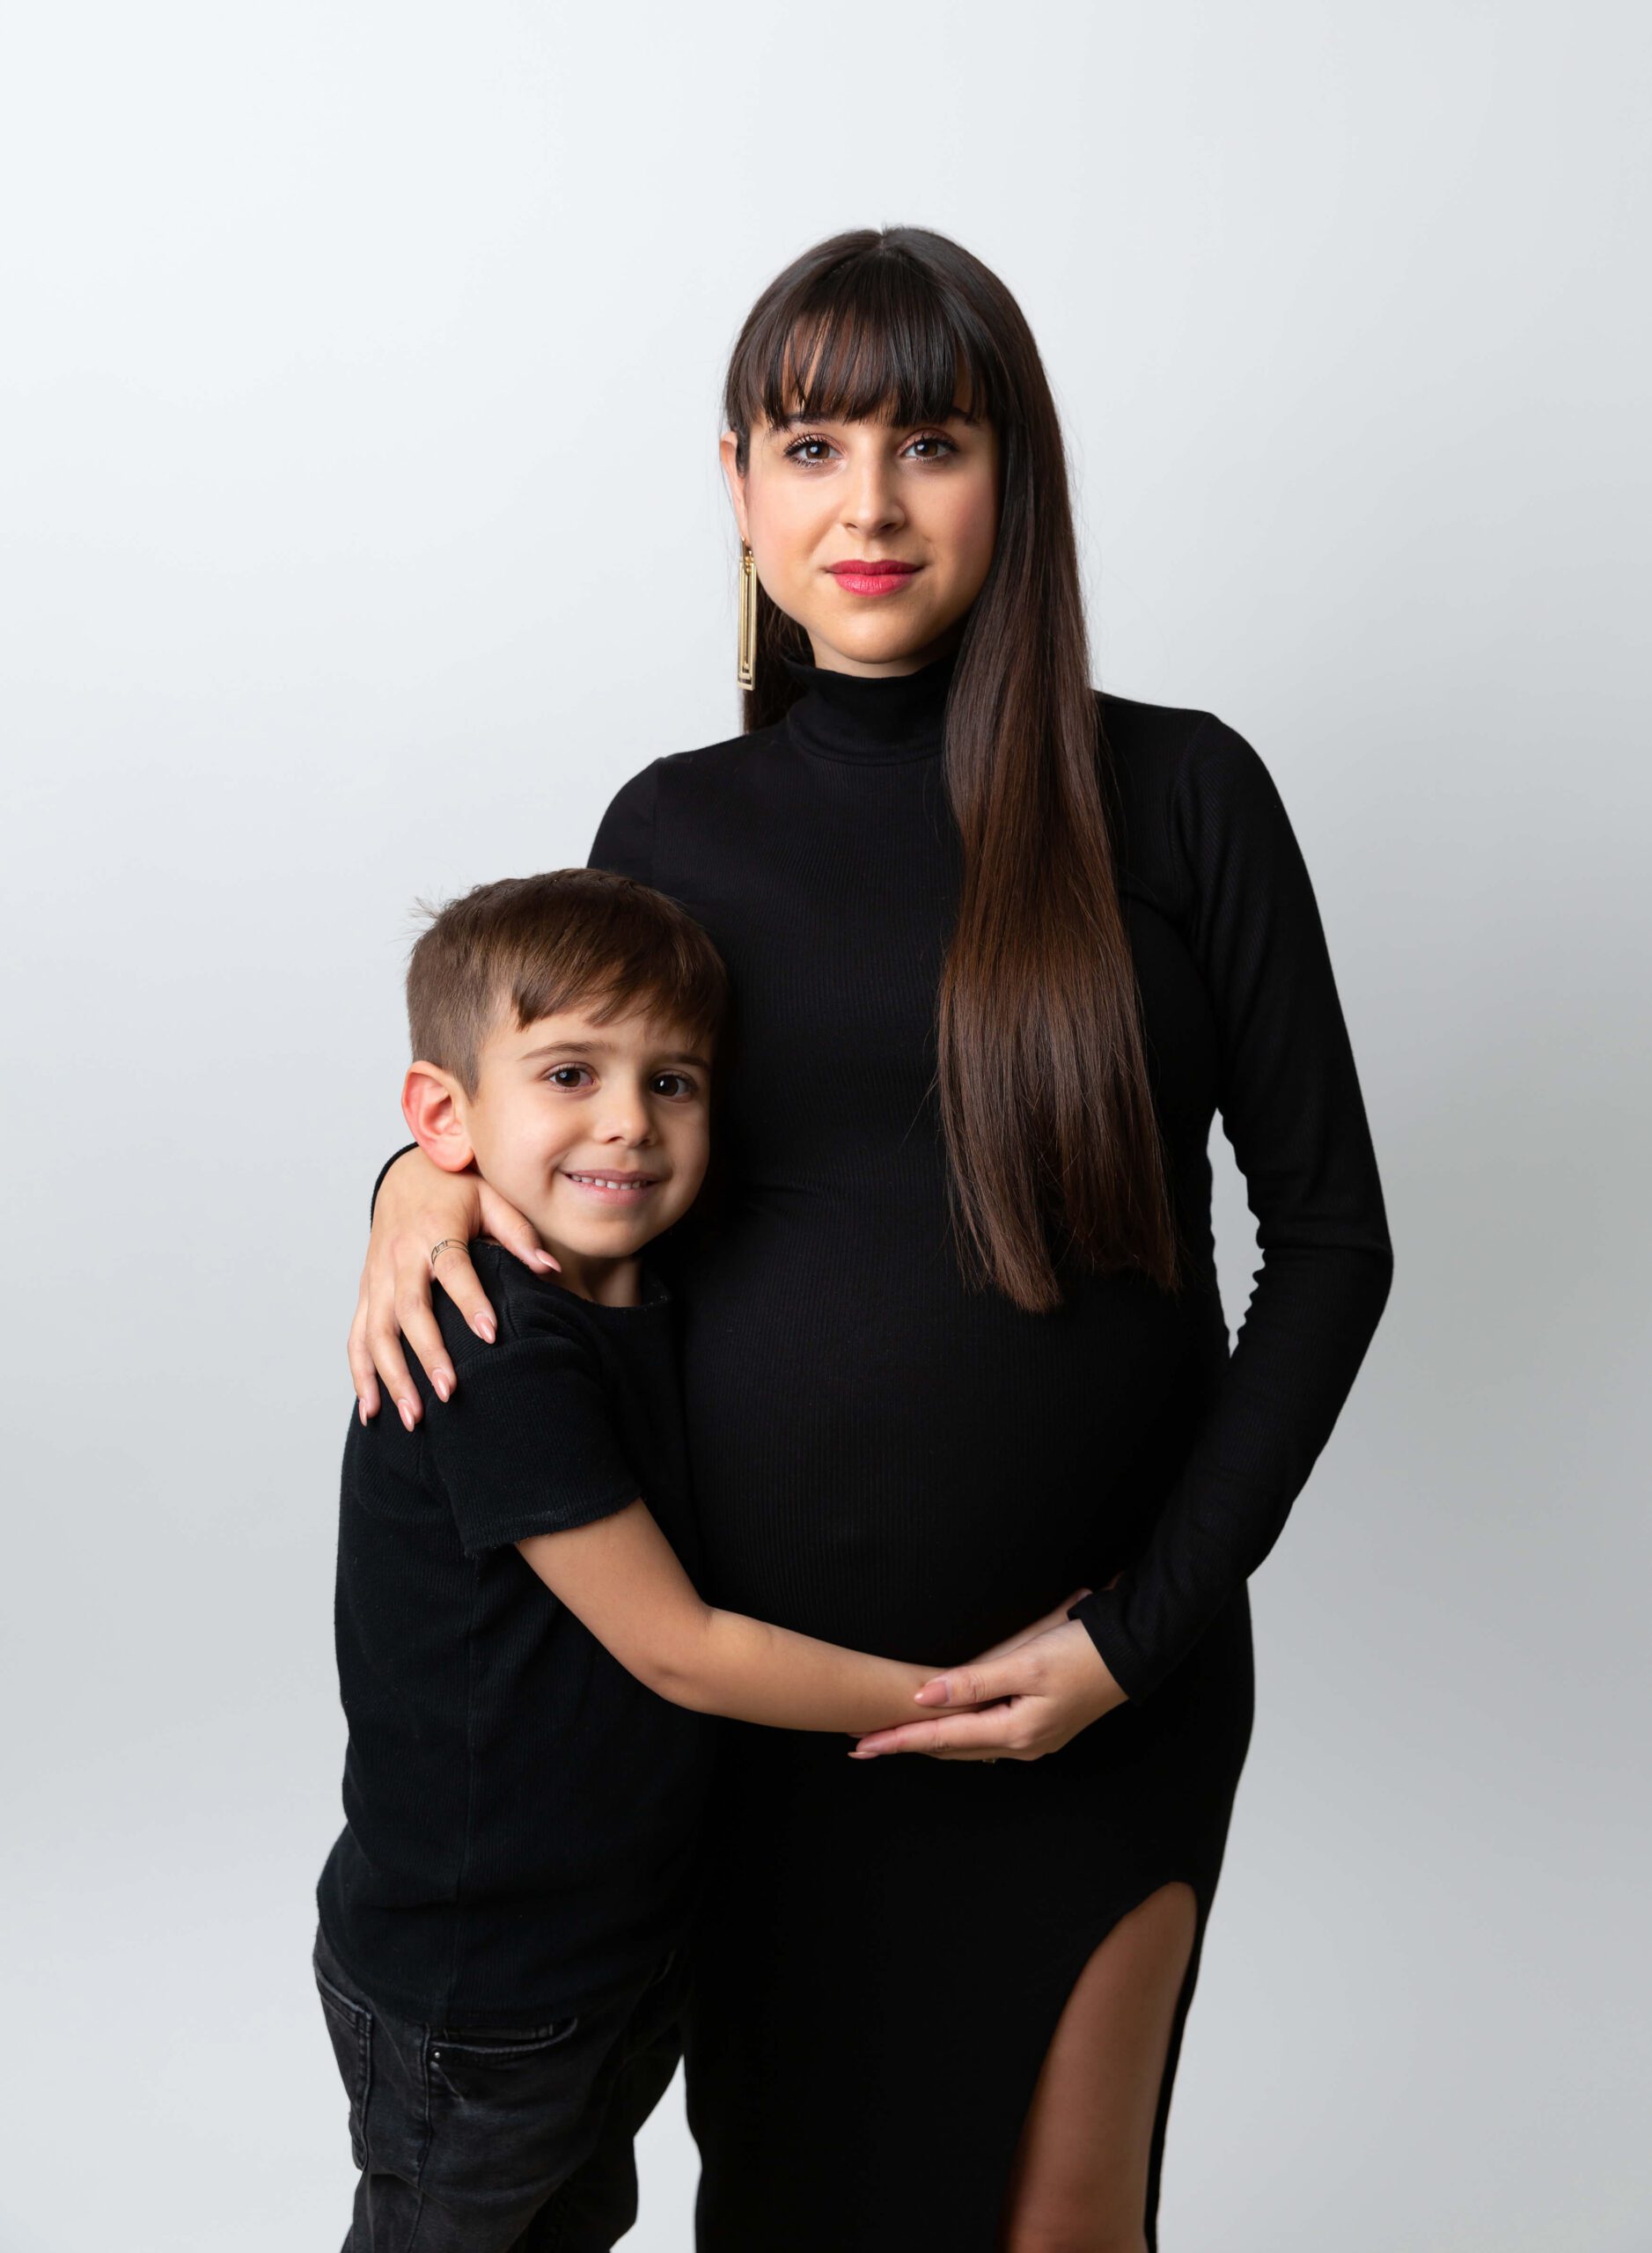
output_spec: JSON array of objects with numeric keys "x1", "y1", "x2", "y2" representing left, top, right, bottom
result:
[{"x1": 1067, "y1": 1590, "x2": 1152, "y2": 1702}]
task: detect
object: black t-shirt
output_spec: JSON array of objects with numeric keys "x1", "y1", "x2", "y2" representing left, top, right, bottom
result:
[{"x1": 316, "y1": 1240, "x2": 718, "y2": 2022}]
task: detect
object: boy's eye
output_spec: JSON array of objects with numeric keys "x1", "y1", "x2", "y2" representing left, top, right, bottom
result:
[
  {"x1": 652, "y1": 1072, "x2": 699, "y2": 1099},
  {"x1": 546, "y1": 1066, "x2": 593, "y2": 1089}
]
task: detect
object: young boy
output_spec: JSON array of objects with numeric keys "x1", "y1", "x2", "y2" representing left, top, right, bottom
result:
[{"x1": 314, "y1": 867, "x2": 966, "y2": 2252}]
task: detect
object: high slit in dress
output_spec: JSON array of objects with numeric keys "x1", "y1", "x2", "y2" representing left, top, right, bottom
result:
[{"x1": 589, "y1": 646, "x2": 1393, "y2": 2249}]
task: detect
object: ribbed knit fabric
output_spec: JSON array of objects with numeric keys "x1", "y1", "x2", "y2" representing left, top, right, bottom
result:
[
  {"x1": 1059, "y1": 709, "x2": 1397, "y2": 1696},
  {"x1": 584, "y1": 652, "x2": 1393, "y2": 2250}
]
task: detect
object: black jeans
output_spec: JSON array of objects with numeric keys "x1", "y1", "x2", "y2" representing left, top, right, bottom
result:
[{"x1": 312, "y1": 1926, "x2": 690, "y2": 2251}]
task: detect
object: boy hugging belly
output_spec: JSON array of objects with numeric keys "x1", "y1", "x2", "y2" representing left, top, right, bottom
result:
[{"x1": 315, "y1": 868, "x2": 958, "y2": 2252}]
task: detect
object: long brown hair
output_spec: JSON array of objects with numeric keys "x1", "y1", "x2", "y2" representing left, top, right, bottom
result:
[{"x1": 723, "y1": 226, "x2": 1182, "y2": 1314}]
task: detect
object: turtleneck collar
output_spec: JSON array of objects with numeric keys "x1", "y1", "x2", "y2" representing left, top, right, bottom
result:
[{"x1": 781, "y1": 645, "x2": 958, "y2": 764}]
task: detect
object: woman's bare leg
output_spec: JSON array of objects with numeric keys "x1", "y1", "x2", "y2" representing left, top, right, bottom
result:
[{"x1": 999, "y1": 1880, "x2": 1199, "y2": 2253}]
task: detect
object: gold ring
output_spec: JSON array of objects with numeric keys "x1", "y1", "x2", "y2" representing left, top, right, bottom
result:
[{"x1": 430, "y1": 1238, "x2": 466, "y2": 1271}]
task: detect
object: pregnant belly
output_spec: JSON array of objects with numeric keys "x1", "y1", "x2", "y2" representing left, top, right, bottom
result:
[{"x1": 678, "y1": 1205, "x2": 1222, "y2": 1662}]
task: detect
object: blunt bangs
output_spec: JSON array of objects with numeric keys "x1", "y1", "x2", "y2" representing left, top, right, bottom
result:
[{"x1": 726, "y1": 244, "x2": 1010, "y2": 448}]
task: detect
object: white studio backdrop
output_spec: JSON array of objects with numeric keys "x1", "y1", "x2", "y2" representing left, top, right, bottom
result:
[{"x1": 3, "y1": 4, "x2": 1648, "y2": 2248}]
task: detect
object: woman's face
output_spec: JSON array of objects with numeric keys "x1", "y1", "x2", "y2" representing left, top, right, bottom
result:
[{"x1": 720, "y1": 391, "x2": 1000, "y2": 677}]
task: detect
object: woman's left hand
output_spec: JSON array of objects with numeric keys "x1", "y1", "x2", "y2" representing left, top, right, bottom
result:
[{"x1": 849, "y1": 1596, "x2": 1127, "y2": 1764}]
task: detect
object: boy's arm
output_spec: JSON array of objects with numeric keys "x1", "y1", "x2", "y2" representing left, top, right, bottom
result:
[{"x1": 517, "y1": 1501, "x2": 941, "y2": 1735}]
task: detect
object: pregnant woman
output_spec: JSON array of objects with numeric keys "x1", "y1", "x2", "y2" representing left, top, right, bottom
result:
[{"x1": 352, "y1": 226, "x2": 1395, "y2": 2249}]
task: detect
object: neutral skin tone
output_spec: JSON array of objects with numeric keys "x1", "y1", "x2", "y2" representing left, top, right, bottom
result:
[
  {"x1": 353, "y1": 387, "x2": 1193, "y2": 2250},
  {"x1": 717, "y1": 390, "x2": 1001, "y2": 676}
]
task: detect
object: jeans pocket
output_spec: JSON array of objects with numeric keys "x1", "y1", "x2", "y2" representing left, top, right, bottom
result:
[
  {"x1": 314, "y1": 1955, "x2": 374, "y2": 2169},
  {"x1": 422, "y1": 2016, "x2": 586, "y2": 2205},
  {"x1": 428, "y1": 2015, "x2": 582, "y2": 2081}
]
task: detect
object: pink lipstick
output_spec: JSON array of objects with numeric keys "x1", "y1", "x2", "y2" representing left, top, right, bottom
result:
[{"x1": 826, "y1": 559, "x2": 922, "y2": 598}]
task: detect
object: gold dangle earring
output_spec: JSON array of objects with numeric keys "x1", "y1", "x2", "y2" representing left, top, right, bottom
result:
[{"x1": 737, "y1": 539, "x2": 758, "y2": 690}]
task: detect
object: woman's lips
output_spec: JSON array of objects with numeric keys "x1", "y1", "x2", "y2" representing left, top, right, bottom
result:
[{"x1": 826, "y1": 560, "x2": 922, "y2": 598}]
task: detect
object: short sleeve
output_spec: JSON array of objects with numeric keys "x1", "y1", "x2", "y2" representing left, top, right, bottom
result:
[
  {"x1": 1068, "y1": 716, "x2": 1395, "y2": 1699},
  {"x1": 417, "y1": 1333, "x2": 644, "y2": 1558},
  {"x1": 588, "y1": 760, "x2": 661, "y2": 885}
]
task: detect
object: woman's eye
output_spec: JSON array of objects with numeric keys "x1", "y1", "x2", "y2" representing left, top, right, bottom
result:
[
  {"x1": 547, "y1": 1066, "x2": 593, "y2": 1089},
  {"x1": 783, "y1": 430, "x2": 957, "y2": 466}
]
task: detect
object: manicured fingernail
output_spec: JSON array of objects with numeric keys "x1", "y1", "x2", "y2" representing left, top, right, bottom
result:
[
  {"x1": 532, "y1": 1251, "x2": 560, "y2": 1273},
  {"x1": 357, "y1": 1399, "x2": 369, "y2": 1427},
  {"x1": 398, "y1": 1399, "x2": 417, "y2": 1432},
  {"x1": 472, "y1": 1316, "x2": 496, "y2": 1344},
  {"x1": 432, "y1": 1369, "x2": 453, "y2": 1403}
]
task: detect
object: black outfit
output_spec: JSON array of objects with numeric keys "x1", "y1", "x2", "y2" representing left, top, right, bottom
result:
[
  {"x1": 312, "y1": 1922, "x2": 690, "y2": 2253},
  {"x1": 315, "y1": 1243, "x2": 718, "y2": 2243},
  {"x1": 586, "y1": 649, "x2": 1394, "y2": 2250}
]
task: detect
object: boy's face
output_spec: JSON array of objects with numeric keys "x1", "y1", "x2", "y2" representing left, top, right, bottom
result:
[{"x1": 410, "y1": 996, "x2": 712, "y2": 1276}]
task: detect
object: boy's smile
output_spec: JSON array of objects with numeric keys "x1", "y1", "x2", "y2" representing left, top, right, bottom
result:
[
  {"x1": 403, "y1": 998, "x2": 712, "y2": 1305},
  {"x1": 561, "y1": 1168, "x2": 663, "y2": 1201}
]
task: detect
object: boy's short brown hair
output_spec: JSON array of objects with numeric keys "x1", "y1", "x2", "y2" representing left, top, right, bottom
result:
[{"x1": 407, "y1": 869, "x2": 728, "y2": 1095}]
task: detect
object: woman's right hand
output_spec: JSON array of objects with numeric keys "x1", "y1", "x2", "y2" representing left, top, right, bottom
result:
[
  {"x1": 963, "y1": 1587, "x2": 1096, "y2": 1667},
  {"x1": 348, "y1": 1147, "x2": 559, "y2": 1430}
]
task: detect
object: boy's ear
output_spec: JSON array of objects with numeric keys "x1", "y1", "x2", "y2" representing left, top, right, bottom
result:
[{"x1": 402, "y1": 1063, "x2": 477, "y2": 1174}]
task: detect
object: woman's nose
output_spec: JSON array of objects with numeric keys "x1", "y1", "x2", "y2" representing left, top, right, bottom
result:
[{"x1": 841, "y1": 456, "x2": 903, "y2": 535}]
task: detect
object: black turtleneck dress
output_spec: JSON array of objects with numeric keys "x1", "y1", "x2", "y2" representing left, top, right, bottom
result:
[{"x1": 588, "y1": 649, "x2": 1393, "y2": 2250}]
